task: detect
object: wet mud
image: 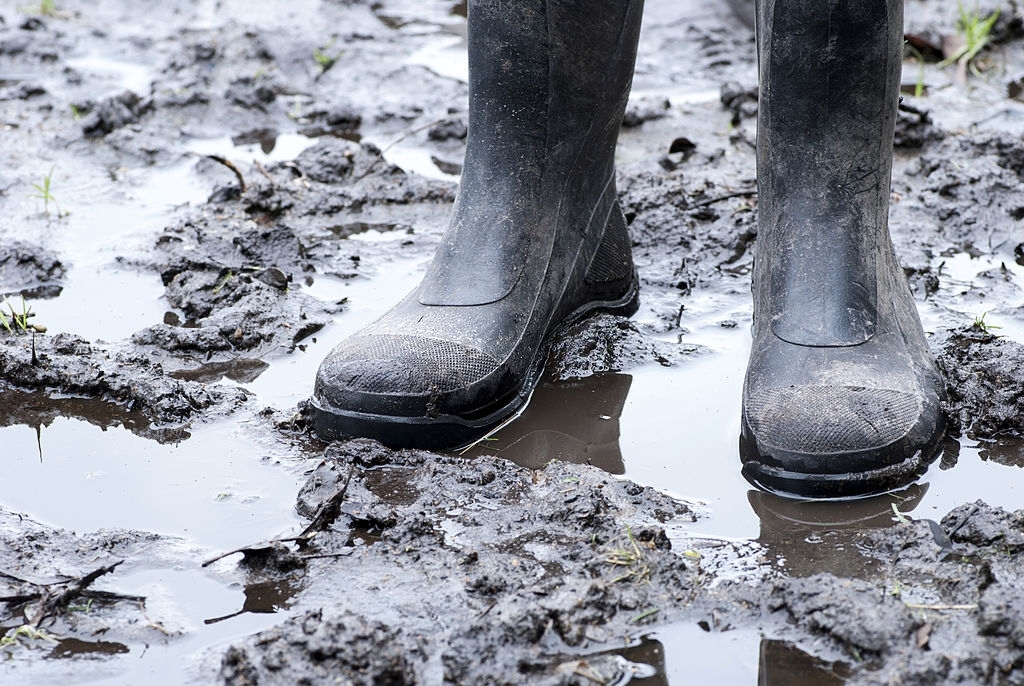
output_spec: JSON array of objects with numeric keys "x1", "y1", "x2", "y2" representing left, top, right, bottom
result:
[{"x1": 1, "y1": 0, "x2": 1024, "y2": 684}]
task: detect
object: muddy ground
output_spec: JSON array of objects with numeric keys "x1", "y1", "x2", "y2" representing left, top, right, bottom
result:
[{"x1": 1, "y1": 0, "x2": 1024, "y2": 683}]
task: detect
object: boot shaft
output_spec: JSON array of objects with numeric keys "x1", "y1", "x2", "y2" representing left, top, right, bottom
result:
[
  {"x1": 420, "y1": 0, "x2": 644, "y2": 307},
  {"x1": 464, "y1": 0, "x2": 644, "y2": 177},
  {"x1": 755, "y1": 0, "x2": 904, "y2": 347}
]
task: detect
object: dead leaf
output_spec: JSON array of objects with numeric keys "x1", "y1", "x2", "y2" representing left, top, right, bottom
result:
[{"x1": 916, "y1": 622, "x2": 933, "y2": 649}]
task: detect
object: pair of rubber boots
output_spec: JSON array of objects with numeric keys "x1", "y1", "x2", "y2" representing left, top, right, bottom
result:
[{"x1": 310, "y1": 0, "x2": 946, "y2": 499}]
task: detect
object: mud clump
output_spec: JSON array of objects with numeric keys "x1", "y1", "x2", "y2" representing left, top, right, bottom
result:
[
  {"x1": 547, "y1": 313, "x2": 704, "y2": 379},
  {"x1": 770, "y1": 574, "x2": 918, "y2": 655},
  {"x1": 843, "y1": 502, "x2": 1024, "y2": 685},
  {"x1": 220, "y1": 611, "x2": 423, "y2": 686},
  {"x1": 80, "y1": 91, "x2": 153, "y2": 138},
  {"x1": 0, "y1": 241, "x2": 65, "y2": 297},
  {"x1": 936, "y1": 326, "x2": 1024, "y2": 438},
  {"x1": 221, "y1": 442, "x2": 700, "y2": 685},
  {"x1": 127, "y1": 138, "x2": 456, "y2": 377},
  {"x1": 0, "y1": 331, "x2": 249, "y2": 437}
]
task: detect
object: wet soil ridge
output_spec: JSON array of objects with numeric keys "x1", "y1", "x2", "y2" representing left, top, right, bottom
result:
[
  {"x1": 0, "y1": 508, "x2": 181, "y2": 659},
  {"x1": 0, "y1": 332, "x2": 249, "y2": 441},
  {"x1": 133, "y1": 139, "x2": 454, "y2": 376},
  {"x1": 219, "y1": 439, "x2": 703, "y2": 685},
  {"x1": 937, "y1": 325, "x2": 1024, "y2": 439},
  {"x1": 547, "y1": 314, "x2": 705, "y2": 379},
  {"x1": 840, "y1": 501, "x2": 1024, "y2": 684},
  {"x1": 220, "y1": 441, "x2": 1024, "y2": 685}
]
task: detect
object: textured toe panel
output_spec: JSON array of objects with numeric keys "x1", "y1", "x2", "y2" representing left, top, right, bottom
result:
[
  {"x1": 321, "y1": 334, "x2": 499, "y2": 395},
  {"x1": 745, "y1": 385, "x2": 922, "y2": 454}
]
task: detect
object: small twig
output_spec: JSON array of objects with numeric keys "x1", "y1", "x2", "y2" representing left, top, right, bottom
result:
[
  {"x1": 0, "y1": 571, "x2": 36, "y2": 586},
  {"x1": 202, "y1": 463, "x2": 357, "y2": 567},
  {"x1": 476, "y1": 600, "x2": 499, "y2": 619},
  {"x1": 207, "y1": 155, "x2": 247, "y2": 193},
  {"x1": 253, "y1": 159, "x2": 276, "y2": 186},
  {"x1": 351, "y1": 117, "x2": 448, "y2": 182},
  {"x1": 77, "y1": 589, "x2": 146, "y2": 604},
  {"x1": 903, "y1": 603, "x2": 977, "y2": 611},
  {"x1": 297, "y1": 462, "x2": 357, "y2": 539},
  {"x1": 201, "y1": 537, "x2": 312, "y2": 568},
  {"x1": 689, "y1": 189, "x2": 757, "y2": 209},
  {"x1": 299, "y1": 551, "x2": 355, "y2": 561},
  {"x1": 42, "y1": 561, "x2": 125, "y2": 621},
  {"x1": 898, "y1": 100, "x2": 931, "y2": 120},
  {"x1": 3, "y1": 560, "x2": 136, "y2": 628}
]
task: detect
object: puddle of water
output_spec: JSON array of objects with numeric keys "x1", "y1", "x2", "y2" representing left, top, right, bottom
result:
[
  {"x1": 187, "y1": 133, "x2": 318, "y2": 165},
  {"x1": 0, "y1": 417, "x2": 303, "y2": 550},
  {"x1": 14, "y1": 161, "x2": 212, "y2": 342},
  {"x1": 407, "y1": 34, "x2": 468, "y2": 83},
  {"x1": 374, "y1": 140, "x2": 461, "y2": 181},
  {"x1": 655, "y1": 624, "x2": 757, "y2": 683},
  {"x1": 563, "y1": 624, "x2": 852, "y2": 685},
  {"x1": 918, "y1": 250, "x2": 1024, "y2": 340},
  {"x1": 567, "y1": 624, "x2": 763, "y2": 684},
  {"x1": 0, "y1": 566, "x2": 290, "y2": 685},
  {"x1": 64, "y1": 55, "x2": 152, "y2": 97},
  {"x1": 619, "y1": 351, "x2": 755, "y2": 540},
  {"x1": 29, "y1": 267, "x2": 164, "y2": 343}
]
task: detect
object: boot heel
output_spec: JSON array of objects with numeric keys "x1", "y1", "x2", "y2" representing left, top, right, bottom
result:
[{"x1": 578, "y1": 202, "x2": 640, "y2": 317}]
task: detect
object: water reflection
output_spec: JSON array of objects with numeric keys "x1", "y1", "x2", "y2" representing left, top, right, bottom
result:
[
  {"x1": 459, "y1": 373, "x2": 632, "y2": 474},
  {"x1": 563, "y1": 630, "x2": 853, "y2": 685},
  {"x1": 748, "y1": 485, "x2": 928, "y2": 579},
  {"x1": 0, "y1": 388, "x2": 190, "y2": 445},
  {"x1": 46, "y1": 637, "x2": 130, "y2": 659},
  {"x1": 756, "y1": 639, "x2": 850, "y2": 686},
  {"x1": 976, "y1": 436, "x2": 1024, "y2": 469},
  {"x1": 555, "y1": 634, "x2": 667, "y2": 685},
  {"x1": 168, "y1": 358, "x2": 270, "y2": 384},
  {"x1": 204, "y1": 576, "x2": 302, "y2": 625}
]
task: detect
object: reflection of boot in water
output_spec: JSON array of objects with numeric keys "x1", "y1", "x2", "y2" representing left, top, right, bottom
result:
[
  {"x1": 461, "y1": 373, "x2": 632, "y2": 474},
  {"x1": 740, "y1": 0, "x2": 946, "y2": 498},
  {"x1": 757, "y1": 639, "x2": 848, "y2": 686},
  {"x1": 309, "y1": 0, "x2": 644, "y2": 450},
  {"x1": 748, "y1": 483, "x2": 927, "y2": 578}
]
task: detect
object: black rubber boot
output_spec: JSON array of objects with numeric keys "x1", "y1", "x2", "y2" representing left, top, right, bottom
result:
[
  {"x1": 310, "y1": 0, "x2": 644, "y2": 450},
  {"x1": 740, "y1": 0, "x2": 946, "y2": 498}
]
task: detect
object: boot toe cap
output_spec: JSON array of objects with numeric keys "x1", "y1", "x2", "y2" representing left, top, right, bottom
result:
[
  {"x1": 745, "y1": 385, "x2": 922, "y2": 454},
  {"x1": 741, "y1": 384, "x2": 945, "y2": 498},
  {"x1": 315, "y1": 333, "x2": 500, "y2": 401}
]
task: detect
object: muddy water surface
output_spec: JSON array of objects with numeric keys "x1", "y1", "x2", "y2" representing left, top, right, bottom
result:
[{"x1": 1, "y1": 0, "x2": 1023, "y2": 684}]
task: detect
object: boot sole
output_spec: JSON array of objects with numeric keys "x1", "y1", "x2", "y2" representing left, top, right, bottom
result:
[
  {"x1": 739, "y1": 417, "x2": 946, "y2": 500},
  {"x1": 308, "y1": 275, "x2": 640, "y2": 451}
]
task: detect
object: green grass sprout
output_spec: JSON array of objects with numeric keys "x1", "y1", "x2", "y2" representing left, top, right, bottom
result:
[
  {"x1": 29, "y1": 166, "x2": 62, "y2": 216},
  {"x1": 941, "y1": 2, "x2": 1001, "y2": 77}
]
